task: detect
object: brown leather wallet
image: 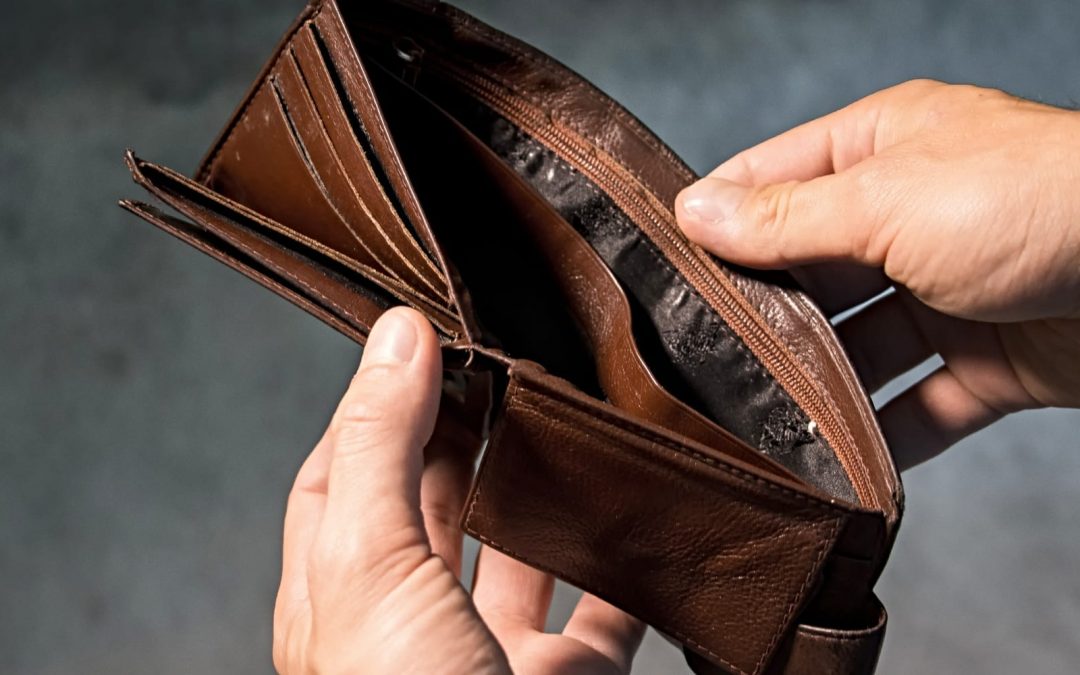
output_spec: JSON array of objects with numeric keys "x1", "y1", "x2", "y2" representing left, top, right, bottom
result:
[{"x1": 120, "y1": 1, "x2": 903, "y2": 673}]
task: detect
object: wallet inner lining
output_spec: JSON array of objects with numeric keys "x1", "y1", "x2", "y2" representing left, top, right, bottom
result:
[{"x1": 356, "y1": 50, "x2": 855, "y2": 501}]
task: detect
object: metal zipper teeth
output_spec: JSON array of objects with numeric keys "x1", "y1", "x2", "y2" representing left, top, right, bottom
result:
[{"x1": 431, "y1": 62, "x2": 876, "y2": 507}]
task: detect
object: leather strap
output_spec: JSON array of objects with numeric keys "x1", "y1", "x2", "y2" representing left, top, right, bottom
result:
[{"x1": 686, "y1": 596, "x2": 887, "y2": 675}]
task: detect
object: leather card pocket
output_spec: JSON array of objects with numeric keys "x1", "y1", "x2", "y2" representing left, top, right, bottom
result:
[{"x1": 125, "y1": 152, "x2": 463, "y2": 337}]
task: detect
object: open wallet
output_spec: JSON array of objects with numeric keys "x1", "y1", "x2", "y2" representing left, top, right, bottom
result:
[{"x1": 119, "y1": 1, "x2": 904, "y2": 673}]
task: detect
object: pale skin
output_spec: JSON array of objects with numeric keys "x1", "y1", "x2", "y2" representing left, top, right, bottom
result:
[{"x1": 274, "y1": 81, "x2": 1080, "y2": 674}]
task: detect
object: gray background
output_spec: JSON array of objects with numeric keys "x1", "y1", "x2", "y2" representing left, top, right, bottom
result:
[{"x1": 2, "y1": 0, "x2": 1079, "y2": 673}]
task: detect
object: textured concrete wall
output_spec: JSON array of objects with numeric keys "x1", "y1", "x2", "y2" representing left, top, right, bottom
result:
[{"x1": 2, "y1": 1, "x2": 1078, "y2": 673}]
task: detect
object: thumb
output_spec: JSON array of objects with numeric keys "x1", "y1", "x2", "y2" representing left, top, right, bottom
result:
[
  {"x1": 675, "y1": 174, "x2": 883, "y2": 269},
  {"x1": 313, "y1": 306, "x2": 443, "y2": 582}
]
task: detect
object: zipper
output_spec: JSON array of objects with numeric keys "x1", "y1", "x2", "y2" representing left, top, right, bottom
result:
[{"x1": 422, "y1": 57, "x2": 876, "y2": 508}]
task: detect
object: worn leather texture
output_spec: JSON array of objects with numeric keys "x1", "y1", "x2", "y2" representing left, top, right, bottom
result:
[{"x1": 120, "y1": 1, "x2": 903, "y2": 673}]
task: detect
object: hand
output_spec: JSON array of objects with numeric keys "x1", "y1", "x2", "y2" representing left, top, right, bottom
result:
[
  {"x1": 675, "y1": 79, "x2": 1080, "y2": 469},
  {"x1": 273, "y1": 307, "x2": 645, "y2": 675}
]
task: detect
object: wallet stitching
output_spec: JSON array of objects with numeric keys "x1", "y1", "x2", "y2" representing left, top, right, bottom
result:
[
  {"x1": 791, "y1": 290, "x2": 882, "y2": 504},
  {"x1": 513, "y1": 367, "x2": 860, "y2": 514},
  {"x1": 760, "y1": 517, "x2": 842, "y2": 674},
  {"x1": 515, "y1": 397, "x2": 839, "y2": 546},
  {"x1": 793, "y1": 289, "x2": 892, "y2": 502},
  {"x1": 462, "y1": 378, "x2": 523, "y2": 534},
  {"x1": 268, "y1": 68, "x2": 410, "y2": 291},
  {"x1": 316, "y1": 10, "x2": 447, "y2": 288}
]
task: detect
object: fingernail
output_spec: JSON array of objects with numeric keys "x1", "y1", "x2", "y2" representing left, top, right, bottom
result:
[
  {"x1": 680, "y1": 178, "x2": 750, "y2": 224},
  {"x1": 362, "y1": 309, "x2": 417, "y2": 366}
]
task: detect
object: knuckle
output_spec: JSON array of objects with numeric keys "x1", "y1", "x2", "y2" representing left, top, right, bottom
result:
[
  {"x1": 422, "y1": 494, "x2": 463, "y2": 535},
  {"x1": 332, "y1": 399, "x2": 398, "y2": 454},
  {"x1": 847, "y1": 166, "x2": 889, "y2": 261},
  {"x1": 752, "y1": 182, "x2": 796, "y2": 235},
  {"x1": 338, "y1": 396, "x2": 392, "y2": 431},
  {"x1": 897, "y1": 77, "x2": 944, "y2": 93}
]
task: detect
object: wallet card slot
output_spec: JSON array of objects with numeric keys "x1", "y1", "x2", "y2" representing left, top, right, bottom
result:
[
  {"x1": 307, "y1": 6, "x2": 485, "y2": 345},
  {"x1": 303, "y1": 20, "x2": 441, "y2": 266},
  {"x1": 119, "y1": 199, "x2": 380, "y2": 343},
  {"x1": 285, "y1": 28, "x2": 450, "y2": 299},
  {"x1": 126, "y1": 152, "x2": 464, "y2": 336},
  {"x1": 269, "y1": 58, "x2": 449, "y2": 305}
]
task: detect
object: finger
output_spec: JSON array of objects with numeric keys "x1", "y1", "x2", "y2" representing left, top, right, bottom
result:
[
  {"x1": 879, "y1": 365, "x2": 1005, "y2": 470},
  {"x1": 835, "y1": 290, "x2": 935, "y2": 392},
  {"x1": 706, "y1": 78, "x2": 947, "y2": 186},
  {"x1": 275, "y1": 429, "x2": 334, "y2": 632},
  {"x1": 313, "y1": 307, "x2": 443, "y2": 581},
  {"x1": 677, "y1": 170, "x2": 892, "y2": 269},
  {"x1": 676, "y1": 80, "x2": 951, "y2": 270},
  {"x1": 787, "y1": 263, "x2": 892, "y2": 317},
  {"x1": 420, "y1": 394, "x2": 483, "y2": 577},
  {"x1": 472, "y1": 545, "x2": 555, "y2": 635},
  {"x1": 562, "y1": 594, "x2": 646, "y2": 672}
]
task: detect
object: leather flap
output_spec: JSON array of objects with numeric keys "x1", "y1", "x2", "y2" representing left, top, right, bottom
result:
[{"x1": 463, "y1": 361, "x2": 855, "y2": 675}]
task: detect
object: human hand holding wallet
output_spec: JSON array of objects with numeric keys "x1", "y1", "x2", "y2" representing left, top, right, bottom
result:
[{"x1": 120, "y1": 1, "x2": 903, "y2": 673}]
